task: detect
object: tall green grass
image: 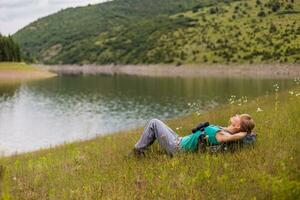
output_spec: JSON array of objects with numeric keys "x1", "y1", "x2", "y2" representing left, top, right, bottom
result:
[{"x1": 0, "y1": 81, "x2": 299, "y2": 199}]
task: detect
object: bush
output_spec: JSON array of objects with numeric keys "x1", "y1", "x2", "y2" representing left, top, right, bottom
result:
[
  {"x1": 209, "y1": 7, "x2": 219, "y2": 14},
  {"x1": 266, "y1": 0, "x2": 281, "y2": 12},
  {"x1": 256, "y1": 0, "x2": 262, "y2": 6},
  {"x1": 192, "y1": 7, "x2": 198, "y2": 13},
  {"x1": 176, "y1": 61, "x2": 182, "y2": 66},
  {"x1": 269, "y1": 23, "x2": 277, "y2": 33},
  {"x1": 285, "y1": 4, "x2": 294, "y2": 10},
  {"x1": 257, "y1": 10, "x2": 266, "y2": 17}
]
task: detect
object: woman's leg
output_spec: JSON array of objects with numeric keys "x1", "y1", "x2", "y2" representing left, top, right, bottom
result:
[{"x1": 134, "y1": 118, "x2": 181, "y2": 155}]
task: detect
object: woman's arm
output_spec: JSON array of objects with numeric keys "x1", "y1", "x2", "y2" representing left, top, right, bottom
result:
[{"x1": 215, "y1": 130, "x2": 247, "y2": 143}]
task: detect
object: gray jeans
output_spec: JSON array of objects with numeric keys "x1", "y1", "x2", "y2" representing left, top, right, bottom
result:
[{"x1": 134, "y1": 118, "x2": 182, "y2": 156}]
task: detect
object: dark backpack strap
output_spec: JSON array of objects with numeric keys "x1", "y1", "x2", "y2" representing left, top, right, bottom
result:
[
  {"x1": 197, "y1": 133, "x2": 208, "y2": 153},
  {"x1": 192, "y1": 122, "x2": 210, "y2": 133}
]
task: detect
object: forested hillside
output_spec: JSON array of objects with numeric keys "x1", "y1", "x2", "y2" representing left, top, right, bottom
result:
[
  {"x1": 0, "y1": 34, "x2": 21, "y2": 62},
  {"x1": 13, "y1": 0, "x2": 300, "y2": 65}
]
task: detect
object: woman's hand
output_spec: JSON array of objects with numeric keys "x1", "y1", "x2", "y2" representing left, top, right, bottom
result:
[{"x1": 215, "y1": 130, "x2": 247, "y2": 143}]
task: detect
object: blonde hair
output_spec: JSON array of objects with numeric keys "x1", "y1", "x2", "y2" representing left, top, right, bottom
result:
[{"x1": 239, "y1": 114, "x2": 255, "y2": 134}]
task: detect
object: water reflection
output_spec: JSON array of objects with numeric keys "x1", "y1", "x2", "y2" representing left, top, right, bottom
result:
[{"x1": 0, "y1": 74, "x2": 295, "y2": 155}]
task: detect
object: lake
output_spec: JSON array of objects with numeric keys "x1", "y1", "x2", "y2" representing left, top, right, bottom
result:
[{"x1": 0, "y1": 74, "x2": 295, "y2": 155}]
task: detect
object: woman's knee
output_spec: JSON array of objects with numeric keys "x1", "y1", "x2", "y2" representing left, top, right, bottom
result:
[{"x1": 149, "y1": 118, "x2": 161, "y2": 124}]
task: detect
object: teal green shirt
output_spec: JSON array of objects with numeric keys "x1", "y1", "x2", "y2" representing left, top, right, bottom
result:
[{"x1": 180, "y1": 125, "x2": 222, "y2": 152}]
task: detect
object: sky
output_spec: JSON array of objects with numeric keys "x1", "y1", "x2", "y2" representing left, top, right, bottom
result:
[{"x1": 0, "y1": 0, "x2": 108, "y2": 36}]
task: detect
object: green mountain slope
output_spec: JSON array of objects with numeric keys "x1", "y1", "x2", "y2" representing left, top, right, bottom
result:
[{"x1": 13, "y1": 0, "x2": 300, "y2": 64}]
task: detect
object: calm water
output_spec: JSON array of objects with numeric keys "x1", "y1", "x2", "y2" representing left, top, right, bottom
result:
[{"x1": 0, "y1": 75, "x2": 295, "y2": 155}]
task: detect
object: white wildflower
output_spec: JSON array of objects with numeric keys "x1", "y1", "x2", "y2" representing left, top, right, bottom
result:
[
  {"x1": 228, "y1": 95, "x2": 236, "y2": 104},
  {"x1": 273, "y1": 83, "x2": 280, "y2": 92},
  {"x1": 256, "y1": 107, "x2": 263, "y2": 112},
  {"x1": 294, "y1": 77, "x2": 300, "y2": 85},
  {"x1": 242, "y1": 96, "x2": 248, "y2": 103}
]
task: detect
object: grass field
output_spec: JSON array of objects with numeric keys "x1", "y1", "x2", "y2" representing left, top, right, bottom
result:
[{"x1": 0, "y1": 79, "x2": 299, "y2": 199}]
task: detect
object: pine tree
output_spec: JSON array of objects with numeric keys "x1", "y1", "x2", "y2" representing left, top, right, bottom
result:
[{"x1": 0, "y1": 34, "x2": 22, "y2": 61}]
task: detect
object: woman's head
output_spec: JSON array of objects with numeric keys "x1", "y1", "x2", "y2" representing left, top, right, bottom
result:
[{"x1": 229, "y1": 114, "x2": 255, "y2": 134}]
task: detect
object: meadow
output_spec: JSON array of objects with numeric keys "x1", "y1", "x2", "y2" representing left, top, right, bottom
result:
[{"x1": 0, "y1": 79, "x2": 299, "y2": 199}]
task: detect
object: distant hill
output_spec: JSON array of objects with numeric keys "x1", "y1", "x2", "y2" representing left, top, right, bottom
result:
[{"x1": 13, "y1": 0, "x2": 300, "y2": 65}]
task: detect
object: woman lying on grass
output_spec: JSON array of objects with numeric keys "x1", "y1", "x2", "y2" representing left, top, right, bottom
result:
[{"x1": 132, "y1": 114, "x2": 255, "y2": 157}]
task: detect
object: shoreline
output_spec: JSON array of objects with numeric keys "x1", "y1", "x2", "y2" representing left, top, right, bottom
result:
[
  {"x1": 0, "y1": 62, "x2": 57, "y2": 83},
  {"x1": 40, "y1": 63, "x2": 300, "y2": 79},
  {"x1": 0, "y1": 70, "x2": 57, "y2": 82}
]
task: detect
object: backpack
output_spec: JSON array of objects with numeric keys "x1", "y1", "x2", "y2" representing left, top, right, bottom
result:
[{"x1": 197, "y1": 130, "x2": 257, "y2": 154}]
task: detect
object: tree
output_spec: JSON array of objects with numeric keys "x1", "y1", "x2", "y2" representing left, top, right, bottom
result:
[{"x1": 0, "y1": 34, "x2": 21, "y2": 62}]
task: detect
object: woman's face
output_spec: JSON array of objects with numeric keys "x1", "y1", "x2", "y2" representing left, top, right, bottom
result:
[{"x1": 229, "y1": 114, "x2": 241, "y2": 131}]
